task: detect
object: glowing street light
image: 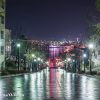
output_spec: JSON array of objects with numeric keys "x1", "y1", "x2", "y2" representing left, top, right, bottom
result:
[
  {"x1": 88, "y1": 44, "x2": 94, "y2": 49},
  {"x1": 17, "y1": 43, "x2": 21, "y2": 48},
  {"x1": 65, "y1": 60, "x2": 67, "y2": 62},
  {"x1": 83, "y1": 54, "x2": 87, "y2": 58},
  {"x1": 37, "y1": 57, "x2": 41, "y2": 61},
  {"x1": 32, "y1": 54, "x2": 35, "y2": 58},
  {"x1": 73, "y1": 59, "x2": 75, "y2": 62},
  {"x1": 67, "y1": 58, "x2": 71, "y2": 62}
]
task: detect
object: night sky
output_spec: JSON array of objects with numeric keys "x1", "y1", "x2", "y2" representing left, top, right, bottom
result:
[{"x1": 6, "y1": 0, "x2": 95, "y2": 41}]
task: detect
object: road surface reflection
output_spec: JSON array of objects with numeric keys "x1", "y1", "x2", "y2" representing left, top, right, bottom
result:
[{"x1": 0, "y1": 69, "x2": 100, "y2": 100}]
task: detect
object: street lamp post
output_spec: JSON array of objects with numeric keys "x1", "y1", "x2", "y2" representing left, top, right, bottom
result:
[
  {"x1": 40, "y1": 59, "x2": 43, "y2": 70},
  {"x1": 64, "y1": 59, "x2": 67, "y2": 70},
  {"x1": 72, "y1": 59, "x2": 75, "y2": 72},
  {"x1": 90, "y1": 55, "x2": 92, "y2": 74},
  {"x1": 17, "y1": 43, "x2": 21, "y2": 71},
  {"x1": 32, "y1": 54, "x2": 35, "y2": 71},
  {"x1": 67, "y1": 58, "x2": 71, "y2": 71},
  {"x1": 88, "y1": 44, "x2": 94, "y2": 74},
  {"x1": 37, "y1": 57, "x2": 41, "y2": 71},
  {"x1": 83, "y1": 54, "x2": 87, "y2": 73},
  {"x1": 34, "y1": 59, "x2": 37, "y2": 71}
]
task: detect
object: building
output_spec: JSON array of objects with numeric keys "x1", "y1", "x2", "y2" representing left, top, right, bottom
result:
[
  {"x1": 0, "y1": 0, "x2": 5, "y2": 70},
  {"x1": 5, "y1": 29, "x2": 11, "y2": 58}
]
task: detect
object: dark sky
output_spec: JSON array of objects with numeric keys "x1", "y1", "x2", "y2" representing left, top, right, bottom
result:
[{"x1": 6, "y1": 0, "x2": 95, "y2": 41}]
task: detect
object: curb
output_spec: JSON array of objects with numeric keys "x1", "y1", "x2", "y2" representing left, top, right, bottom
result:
[
  {"x1": 0, "y1": 72, "x2": 34, "y2": 78},
  {"x1": 0, "y1": 70, "x2": 43, "y2": 78},
  {"x1": 72, "y1": 72, "x2": 100, "y2": 78}
]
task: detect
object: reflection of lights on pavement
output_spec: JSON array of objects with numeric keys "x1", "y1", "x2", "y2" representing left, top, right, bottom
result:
[
  {"x1": 47, "y1": 67, "x2": 49, "y2": 71},
  {"x1": 30, "y1": 74, "x2": 38, "y2": 99},
  {"x1": 81, "y1": 76, "x2": 95, "y2": 100},
  {"x1": 56, "y1": 68, "x2": 64, "y2": 74},
  {"x1": 0, "y1": 81, "x2": 5, "y2": 99},
  {"x1": 13, "y1": 78, "x2": 23, "y2": 100},
  {"x1": 24, "y1": 75, "x2": 28, "y2": 81},
  {"x1": 81, "y1": 76, "x2": 87, "y2": 89},
  {"x1": 58, "y1": 67, "x2": 60, "y2": 71},
  {"x1": 66, "y1": 73, "x2": 71, "y2": 99}
]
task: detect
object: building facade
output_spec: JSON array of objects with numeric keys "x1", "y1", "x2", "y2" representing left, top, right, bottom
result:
[
  {"x1": 5, "y1": 29, "x2": 11, "y2": 58},
  {"x1": 0, "y1": 0, "x2": 5, "y2": 70}
]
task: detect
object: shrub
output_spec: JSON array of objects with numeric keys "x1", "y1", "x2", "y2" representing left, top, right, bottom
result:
[{"x1": 5, "y1": 60, "x2": 16, "y2": 70}]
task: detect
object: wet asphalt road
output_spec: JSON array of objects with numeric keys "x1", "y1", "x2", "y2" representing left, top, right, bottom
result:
[{"x1": 0, "y1": 69, "x2": 100, "y2": 100}]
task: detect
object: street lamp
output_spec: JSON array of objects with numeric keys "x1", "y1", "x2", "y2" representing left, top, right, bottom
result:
[
  {"x1": 17, "y1": 43, "x2": 21, "y2": 71},
  {"x1": 17, "y1": 43, "x2": 21, "y2": 48},
  {"x1": 89, "y1": 44, "x2": 94, "y2": 49},
  {"x1": 32, "y1": 54, "x2": 35, "y2": 58},
  {"x1": 65, "y1": 59, "x2": 67, "y2": 62},
  {"x1": 88, "y1": 43, "x2": 94, "y2": 74},
  {"x1": 83, "y1": 54, "x2": 87, "y2": 58},
  {"x1": 73, "y1": 59, "x2": 75, "y2": 62},
  {"x1": 67, "y1": 58, "x2": 71, "y2": 62},
  {"x1": 37, "y1": 57, "x2": 41, "y2": 61}
]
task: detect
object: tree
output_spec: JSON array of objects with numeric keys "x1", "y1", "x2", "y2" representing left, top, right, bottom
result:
[
  {"x1": 18, "y1": 35, "x2": 30, "y2": 57},
  {"x1": 87, "y1": 0, "x2": 100, "y2": 34},
  {"x1": 88, "y1": 23, "x2": 100, "y2": 45},
  {"x1": 96, "y1": 0, "x2": 100, "y2": 11}
]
